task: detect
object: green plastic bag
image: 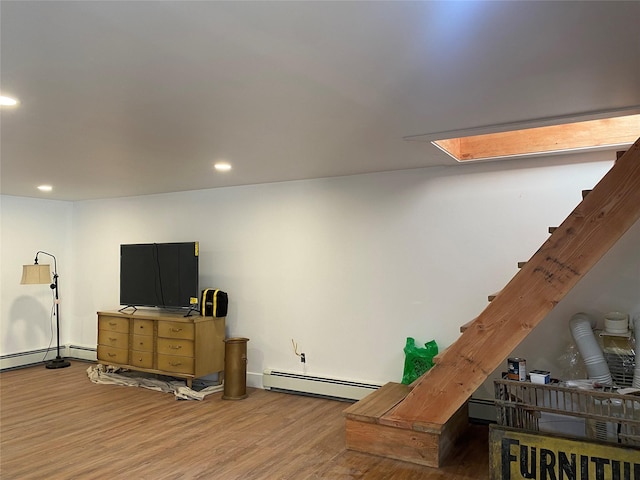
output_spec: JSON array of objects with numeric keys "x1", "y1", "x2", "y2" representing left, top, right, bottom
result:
[{"x1": 401, "y1": 337, "x2": 438, "y2": 385}]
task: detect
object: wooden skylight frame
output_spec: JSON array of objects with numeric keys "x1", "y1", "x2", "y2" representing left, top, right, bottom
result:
[{"x1": 431, "y1": 114, "x2": 640, "y2": 162}]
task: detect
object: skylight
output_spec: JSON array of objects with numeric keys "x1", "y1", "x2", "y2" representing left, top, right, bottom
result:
[{"x1": 431, "y1": 114, "x2": 640, "y2": 163}]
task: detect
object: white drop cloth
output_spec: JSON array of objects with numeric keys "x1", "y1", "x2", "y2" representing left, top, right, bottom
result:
[{"x1": 86, "y1": 364, "x2": 223, "y2": 400}]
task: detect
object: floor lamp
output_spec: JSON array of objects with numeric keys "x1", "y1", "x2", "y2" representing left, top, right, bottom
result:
[{"x1": 21, "y1": 251, "x2": 71, "y2": 369}]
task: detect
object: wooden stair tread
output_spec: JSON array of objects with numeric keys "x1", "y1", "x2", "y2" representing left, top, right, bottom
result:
[
  {"x1": 431, "y1": 345, "x2": 450, "y2": 365},
  {"x1": 343, "y1": 382, "x2": 410, "y2": 424},
  {"x1": 459, "y1": 317, "x2": 477, "y2": 333},
  {"x1": 380, "y1": 139, "x2": 640, "y2": 428},
  {"x1": 379, "y1": 401, "x2": 468, "y2": 434}
]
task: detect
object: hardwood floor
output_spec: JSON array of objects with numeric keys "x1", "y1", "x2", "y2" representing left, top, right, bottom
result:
[{"x1": 0, "y1": 361, "x2": 489, "y2": 479}]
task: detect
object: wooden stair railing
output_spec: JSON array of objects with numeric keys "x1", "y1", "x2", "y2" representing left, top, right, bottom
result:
[{"x1": 345, "y1": 138, "x2": 640, "y2": 467}]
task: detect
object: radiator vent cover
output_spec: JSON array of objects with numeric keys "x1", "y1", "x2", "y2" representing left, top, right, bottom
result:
[{"x1": 262, "y1": 369, "x2": 380, "y2": 401}]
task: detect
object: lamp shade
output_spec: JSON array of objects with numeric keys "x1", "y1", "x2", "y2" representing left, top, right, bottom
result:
[{"x1": 21, "y1": 264, "x2": 52, "y2": 285}]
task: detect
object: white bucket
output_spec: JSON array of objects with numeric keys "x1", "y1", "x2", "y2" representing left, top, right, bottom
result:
[{"x1": 604, "y1": 311, "x2": 629, "y2": 334}]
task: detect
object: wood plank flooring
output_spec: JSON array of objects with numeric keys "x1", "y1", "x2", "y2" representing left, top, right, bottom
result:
[{"x1": 0, "y1": 361, "x2": 489, "y2": 479}]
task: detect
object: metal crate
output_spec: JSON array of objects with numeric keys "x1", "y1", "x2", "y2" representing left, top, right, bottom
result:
[
  {"x1": 604, "y1": 351, "x2": 636, "y2": 387},
  {"x1": 494, "y1": 379, "x2": 640, "y2": 447}
]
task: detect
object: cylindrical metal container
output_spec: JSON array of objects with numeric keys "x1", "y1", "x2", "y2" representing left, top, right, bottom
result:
[
  {"x1": 222, "y1": 337, "x2": 249, "y2": 400},
  {"x1": 507, "y1": 357, "x2": 526, "y2": 382}
]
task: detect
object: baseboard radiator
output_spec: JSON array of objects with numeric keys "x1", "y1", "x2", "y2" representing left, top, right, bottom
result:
[
  {"x1": 262, "y1": 369, "x2": 380, "y2": 401},
  {"x1": 0, "y1": 345, "x2": 97, "y2": 371}
]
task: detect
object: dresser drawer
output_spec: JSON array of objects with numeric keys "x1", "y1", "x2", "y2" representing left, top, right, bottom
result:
[
  {"x1": 157, "y1": 338, "x2": 194, "y2": 357},
  {"x1": 133, "y1": 319, "x2": 154, "y2": 336},
  {"x1": 98, "y1": 316, "x2": 129, "y2": 334},
  {"x1": 98, "y1": 330, "x2": 129, "y2": 349},
  {"x1": 132, "y1": 334, "x2": 153, "y2": 352},
  {"x1": 130, "y1": 350, "x2": 153, "y2": 369},
  {"x1": 97, "y1": 345, "x2": 128, "y2": 365},
  {"x1": 157, "y1": 321, "x2": 194, "y2": 340},
  {"x1": 157, "y1": 354, "x2": 194, "y2": 374}
]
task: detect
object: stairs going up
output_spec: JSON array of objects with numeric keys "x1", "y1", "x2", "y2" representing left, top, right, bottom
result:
[{"x1": 344, "y1": 138, "x2": 640, "y2": 467}]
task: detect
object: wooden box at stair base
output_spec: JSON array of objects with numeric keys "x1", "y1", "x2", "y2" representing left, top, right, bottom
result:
[{"x1": 344, "y1": 382, "x2": 469, "y2": 467}]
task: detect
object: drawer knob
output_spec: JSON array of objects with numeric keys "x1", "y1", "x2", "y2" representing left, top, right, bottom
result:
[
  {"x1": 171, "y1": 328, "x2": 182, "y2": 332},
  {"x1": 169, "y1": 345, "x2": 182, "y2": 350},
  {"x1": 109, "y1": 337, "x2": 117, "y2": 342},
  {"x1": 109, "y1": 322, "x2": 117, "y2": 326},
  {"x1": 108, "y1": 353, "x2": 116, "y2": 357},
  {"x1": 170, "y1": 362, "x2": 182, "y2": 366}
]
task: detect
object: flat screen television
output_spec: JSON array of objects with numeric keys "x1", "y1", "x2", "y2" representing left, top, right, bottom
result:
[{"x1": 120, "y1": 242, "x2": 199, "y2": 311}]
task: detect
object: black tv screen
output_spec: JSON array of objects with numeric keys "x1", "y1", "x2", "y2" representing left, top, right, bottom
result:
[{"x1": 120, "y1": 242, "x2": 199, "y2": 310}]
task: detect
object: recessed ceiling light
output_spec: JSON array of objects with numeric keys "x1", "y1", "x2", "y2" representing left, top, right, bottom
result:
[
  {"x1": 0, "y1": 95, "x2": 19, "y2": 106},
  {"x1": 37, "y1": 185, "x2": 53, "y2": 192},
  {"x1": 214, "y1": 162, "x2": 232, "y2": 172}
]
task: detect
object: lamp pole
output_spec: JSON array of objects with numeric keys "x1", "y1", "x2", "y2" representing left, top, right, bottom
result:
[{"x1": 36, "y1": 251, "x2": 70, "y2": 369}]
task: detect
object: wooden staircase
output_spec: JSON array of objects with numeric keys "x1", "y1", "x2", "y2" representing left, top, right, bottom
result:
[{"x1": 344, "y1": 138, "x2": 640, "y2": 467}]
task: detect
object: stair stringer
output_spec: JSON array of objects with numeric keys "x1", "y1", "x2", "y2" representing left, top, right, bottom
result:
[{"x1": 380, "y1": 137, "x2": 640, "y2": 431}]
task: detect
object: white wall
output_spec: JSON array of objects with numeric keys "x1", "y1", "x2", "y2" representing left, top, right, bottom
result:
[
  {"x1": 0, "y1": 195, "x2": 73, "y2": 356},
  {"x1": 2, "y1": 151, "x2": 638, "y2": 401},
  {"x1": 475, "y1": 217, "x2": 640, "y2": 399}
]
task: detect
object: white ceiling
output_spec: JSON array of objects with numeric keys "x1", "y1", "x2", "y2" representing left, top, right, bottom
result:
[{"x1": 1, "y1": 1, "x2": 639, "y2": 201}]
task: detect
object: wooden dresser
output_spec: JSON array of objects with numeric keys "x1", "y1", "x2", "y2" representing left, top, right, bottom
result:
[{"x1": 97, "y1": 309, "x2": 225, "y2": 387}]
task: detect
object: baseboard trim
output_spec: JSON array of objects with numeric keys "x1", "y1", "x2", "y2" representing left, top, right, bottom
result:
[
  {"x1": 0, "y1": 345, "x2": 97, "y2": 371},
  {"x1": 247, "y1": 371, "x2": 263, "y2": 389},
  {"x1": 469, "y1": 397, "x2": 497, "y2": 423},
  {"x1": 1, "y1": 350, "x2": 494, "y2": 422},
  {"x1": 0, "y1": 348, "x2": 62, "y2": 370},
  {"x1": 68, "y1": 345, "x2": 98, "y2": 362}
]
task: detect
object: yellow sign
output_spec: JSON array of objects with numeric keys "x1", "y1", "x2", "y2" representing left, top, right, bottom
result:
[{"x1": 490, "y1": 425, "x2": 640, "y2": 480}]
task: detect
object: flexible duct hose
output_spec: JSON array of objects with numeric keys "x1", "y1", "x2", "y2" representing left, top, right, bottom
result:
[
  {"x1": 633, "y1": 315, "x2": 640, "y2": 388},
  {"x1": 569, "y1": 313, "x2": 613, "y2": 385}
]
